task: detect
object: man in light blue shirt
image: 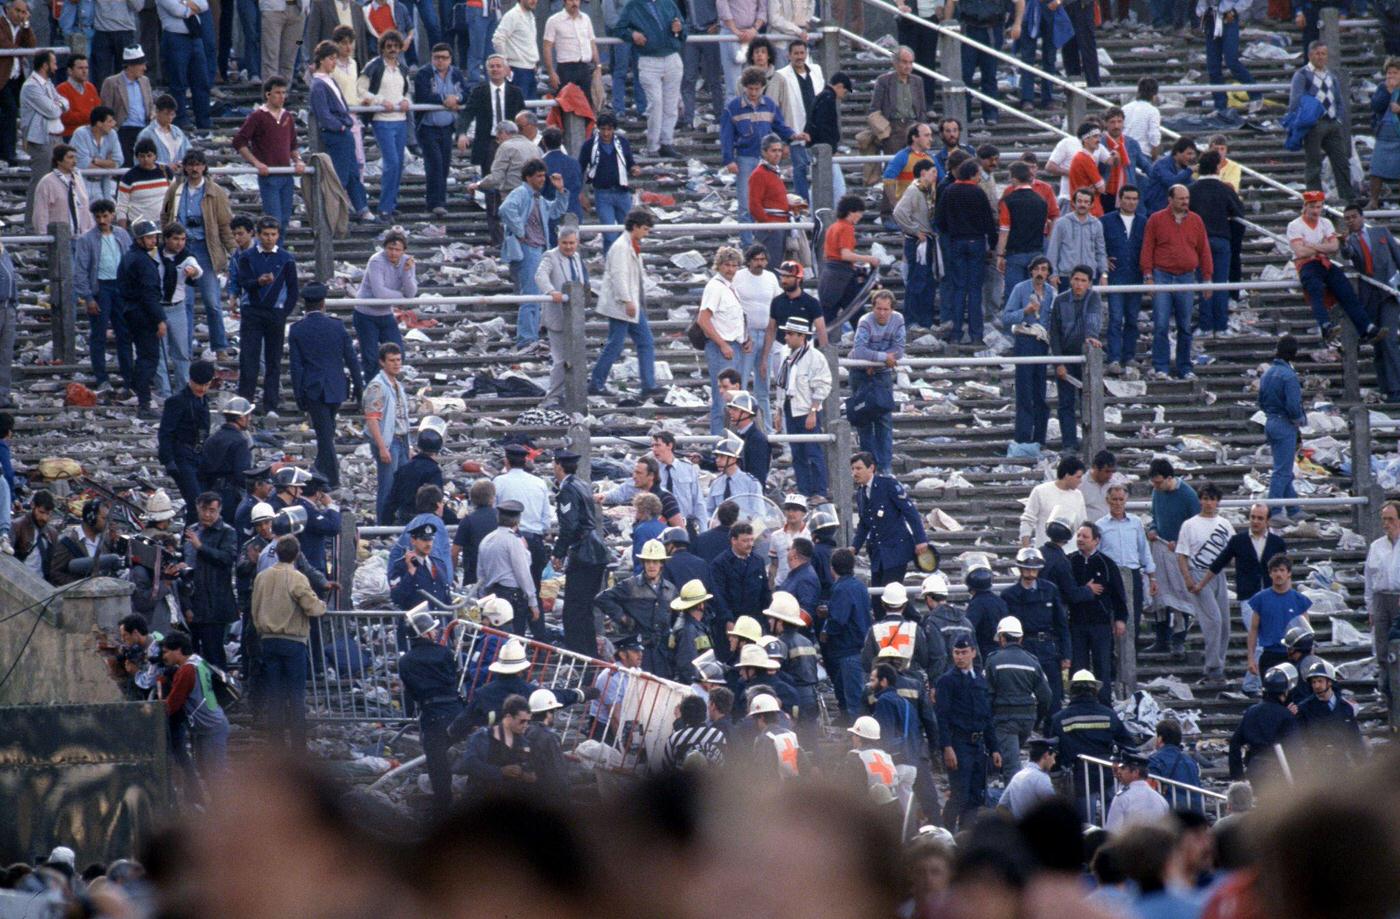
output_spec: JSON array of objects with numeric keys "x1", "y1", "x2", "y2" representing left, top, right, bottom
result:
[
  {"x1": 651, "y1": 431, "x2": 704, "y2": 531},
  {"x1": 1097, "y1": 482, "x2": 1155, "y2": 642},
  {"x1": 492, "y1": 443, "x2": 555, "y2": 594},
  {"x1": 71, "y1": 105, "x2": 121, "y2": 201},
  {"x1": 999, "y1": 737, "x2": 1058, "y2": 819}
]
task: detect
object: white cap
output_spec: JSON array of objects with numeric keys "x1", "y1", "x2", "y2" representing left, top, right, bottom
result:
[
  {"x1": 847, "y1": 715, "x2": 881, "y2": 741},
  {"x1": 781, "y1": 493, "x2": 808, "y2": 510},
  {"x1": 737, "y1": 643, "x2": 780, "y2": 670},
  {"x1": 882, "y1": 582, "x2": 908, "y2": 607},
  {"x1": 47, "y1": 847, "x2": 75, "y2": 869},
  {"x1": 920, "y1": 572, "x2": 950, "y2": 598},
  {"x1": 489, "y1": 638, "x2": 532, "y2": 673},
  {"x1": 996, "y1": 616, "x2": 1024, "y2": 638},
  {"x1": 747, "y1": 692, "x2": 781, "y2": 715},
  {"x1": 528, "y1": 688, "x2": 562, "y2": 713},
  {"x1": 764, "y1": 591, "x2": 805, "y2": 626},
  {"x1": 145, "y1": 489, "x2": 175, "y2": 522}
]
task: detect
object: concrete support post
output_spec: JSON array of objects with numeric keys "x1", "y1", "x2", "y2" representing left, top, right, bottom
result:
[
  {"x1": 568, "y1": 422, "x2": 592, "y2": 482},
  {"x1": 812, "y1": 143, "x2": 834, "y2": 213},
  {"x1": 564, "y1": 279, "x2": 589, "y2": 414},
  {"x1": 336, "y1": 511, "x2": 358, "y2": 611},
  {"x1": 1084, "y1": 344, "x2": 1106, "y2": 462},
  {"x1": 1067, "y1": 92, "x2": 1087, "y2": 136},
  {"x1": 49, "y1": 222, "x2": 75, "y2": 366},
  {"x1": 821, "y1": 26, "x2": 840, "y2": 82},
  {"x1": 939, "y1": 29, "x2": 968, "y2": 126},
  {"x1": 1321, "y1": 8, "x2": 1347, "y2": 121},
  {"x1": 1341, "y1": 319, "x2": 1361, "y2": 404},
  {"x1": 1351, "y1": 405, "x2": 1384, "y2": 541},
  {"x1": 562, "y1": 111, "x2": 588, "y2": 157},
  {"x1": 829, "y1": 418, "x2": 855, "y2": 545}
]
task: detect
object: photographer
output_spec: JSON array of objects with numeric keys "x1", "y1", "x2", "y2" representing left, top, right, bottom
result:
[
  {"x1": 48, "y1": 498, "x2": 120, "y2": 586},
  {"x1": 117, "y1": 613, "x2": 164, "y2": 701},
  {"x1": 183, "y1": 492, "x2": 239, "y2": 671}
]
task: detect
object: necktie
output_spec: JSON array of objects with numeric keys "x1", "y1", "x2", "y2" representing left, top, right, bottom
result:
[
  {"x1": 1360, "y1": 233, "x2": 1374, "y2": 275},
  {"x1": 724, "y1": 476, "x2": 732, "y2": 500},
  {"x1": 665, "y1": 464, "x2": 674, "y2": 493},
  {"x1": 568, "y1": 256, "x2": 578, "y2": 282},
  {"x1": 495, "y1": 87, "x2": 503, "y2": 126},
  {"x1": 66, "y1": 176, "x2": 78, "y2": 233}
]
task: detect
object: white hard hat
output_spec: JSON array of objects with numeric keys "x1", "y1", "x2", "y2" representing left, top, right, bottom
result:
[
  {"x1": 915, "y1": 826, "x2": 957, "y2": 848},
  {"x1": 250, "y1": 502, "x2": 276, "y2": 523},
  {"x1": 714, "y1": 430, "x2": 745, "y2": 458},
  {"x1": 847, "y1": 715, "x2": 881, "y2": 741},
  {"x1": 477, "y1": 595, "x2": 515, "y2": 627},
  {"x1": 145, "y1": 489, "x2": 175, "y2": 521},
  {"x1": 764, "y1": 591, "x2": 805, "y2": 626},
  {"x1": 404, "y1": 603, "x2": 437, "y2": 638},
  {"x1": 671, "y1": 579, "x2": 714, "y2": 610},
  {"x1": 882, "y1": 582, "x2": 908, "y2": 607},
  {"x1": 1070, "y1": 668, "x2": 1101, "y2": 687},
  {"x1": 727, "y1": 615, "x2": 764, "y2": 644},
  {"x1": 418, "y1": 414, "x2": 449, "y2": 437},
  {"x1": 489, "y1": 638, "x2": 532, "y2": 674},
  {"x1": 997, "y1": 616, "x2": 1024, "y2": 638},
  {"x1": 528, "y1": 688, "x2": 562, "y2": 713},
  {"x1": 747, "y1": 691, "x2": 781, "y2": 715},
  {"x1": 737, "y1": 643, "x2": 780, "y2": 670},
  {"x1": 920, "y1": 572, "x2": 950, "y2": 598},
  {"x1": 637, "y1": 539, "x2": 669, "y2": 562},
  {"x1": 876, "y1": 643, "x2": 907, "y2": 661}
]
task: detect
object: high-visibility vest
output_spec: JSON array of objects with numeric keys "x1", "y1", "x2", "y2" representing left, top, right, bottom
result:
[
  {"x1": 872, "y1": 619, "x2": 918, "y2": 662},
  {"x1": 857, "y1": 748, "x2": 897, "y2": 788},
  {"x1": 768, "y1": 730, "x2": 802, "y2": 779}
]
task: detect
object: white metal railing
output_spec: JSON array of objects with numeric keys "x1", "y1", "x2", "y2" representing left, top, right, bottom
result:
[
  {"x1": 1078, "y1": 753, "x2": 1227, "y2": 825},
  {"x1": 574, "y1": 221, "x2": 815, "y2": 235},
  {"x1": 842, "y1": 354, "x2": 1087, "y2": 368}
]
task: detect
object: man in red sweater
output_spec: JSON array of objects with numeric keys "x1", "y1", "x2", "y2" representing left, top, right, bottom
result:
[
  {"x1": 160, "y1": 630, "x2": 231, "y2": 793},
  {"x1": 1141, "y1": 184, "x2": 1211, "y2": 381},
  {"x1": 749, "y1": 132, "x2": 793, "y2": 266},
  {"x1": 230, "y1": 77, "x2": 306, "y2": 231},
  {"x1": 56, "y1": 53, "x2": 99, "y2": 140}
]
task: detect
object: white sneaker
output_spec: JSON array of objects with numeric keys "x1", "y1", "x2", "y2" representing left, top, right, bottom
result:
[{"x1": 0, "y1": 536, "x2": 13, "y2": 556}]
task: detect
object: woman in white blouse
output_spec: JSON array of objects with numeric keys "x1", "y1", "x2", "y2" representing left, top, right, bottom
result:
[{"x1": 697, "y1": 245, "x2": 751, "y2": 435}]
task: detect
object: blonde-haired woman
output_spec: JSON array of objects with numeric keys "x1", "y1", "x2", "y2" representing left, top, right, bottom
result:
[{"x1": 697, "y1": 245, "x2": 751, "y2": 434}]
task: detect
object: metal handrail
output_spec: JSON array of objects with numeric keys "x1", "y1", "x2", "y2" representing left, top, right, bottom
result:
[
  {"x1": 842, "y1": 354, "x2": 1087, "y2": 368},
  {"x1": 1079, "y1": 753, "x2": 1227, "y2": 820},
  {"x1": 574, "y1": 220, "x2": 814, "y2": 234},
  {"x1": 1, "y1": 235, "x2": 53, "y2": 244},
  {"x1": 1092, "y1": 82, "x2": 1291, "y2": 94},
  {"x1": 328, "y1": 293, "x2": 555, "y2": 306},
  {"x1": 79, "y1": 165, "x2": 314, "y2": 177}
]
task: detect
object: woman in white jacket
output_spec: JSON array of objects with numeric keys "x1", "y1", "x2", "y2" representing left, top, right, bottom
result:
[
  {"x1": 775, "y1": 315, "x2": 832, "y2": 498},
  {"x1": 589, "y1": 208, "x2": 662, "y2": 398}
]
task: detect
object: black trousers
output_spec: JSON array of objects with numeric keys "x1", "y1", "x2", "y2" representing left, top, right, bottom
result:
[
  {"x1": 190, "y1": 621, "x2": 229, "y2": 670},
  {"x1": 871, "y1": 561, "x2": 908, "y2": 587},
  {"x1": 118, "y1": 124, "x2": 142, "y2": 167},
  {"x1": 238, "y1": 308, "x2": 285, "y2": 411},
  {"x1": 421, "y1": 710, "x2": 458, "y2": 807},
  {"x1": 305, "y1": 401, "x2": 341, "y2": 487},
  {"x1": 556, "y1": 61, "x2": 594, "y2": 94},
  {"x1": 523, "y1": 531, "x2": 549, "y2": 593},
  {"x1": 562, "y1": 561, "x2": 606, "y2": 655},
  {"x1": 131, "y1": 326, "x2": 162, "y2": 408},
  {"x1": 0, "y1": 79, "x2": 19, "y2": 163}
]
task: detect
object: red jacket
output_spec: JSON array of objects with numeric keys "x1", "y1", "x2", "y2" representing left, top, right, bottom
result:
[
  {"x1": 748, "y1": 162, "x2": 789, "y2": 223},
  {"x1": 545, "y1": 82, "x2": 596, "y2": 140},
  {"x1": 1140, "y1": 208, "x2": 1212, "y2": 278}
]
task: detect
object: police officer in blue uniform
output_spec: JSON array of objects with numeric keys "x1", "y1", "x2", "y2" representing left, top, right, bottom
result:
[
  {"x1": 1228, "y1": 664, "x2": 1297, "y2": 781},
  {"x1": 268, "y1": 467, "x2": 341, "y2": 577},
  {"x1": 661, "y1": 526, "x2": 710, "y2": 593},
  {"x1": 1049, "y1": 669, "x2": 1135, "y2": 814},
  {"x1": 1038, "y1": 510, "x2": 1101, "y2": 637},
  {"x1": 398, "y1": 605, "x2": 465, "y2": 806},
  {"x1": 1000, "y1": 547, "x2": 1071, "y2": 714},
  {"x1": 850, "y1": 451, "x2": 932, "y2": 586},
  {"x1": 157, "y1": 358, "x2": 214, "y2": 524},
  {"x1": 385, "y1": 417, "x2": 447, "y2": 526},
  {"x1": 806, "y1": 506, "x2": 840, "y2": 601},
  {"x1": 964, "y1": 553, "x2": 1009, "y2": 661},
  {"x1": 235, "y1": 466, "x2": 275, "y2": 541},
  {"x1": 869, "y1": 647, "x2": 942, "y2": 820},
  {"x1": 551, "y1": 449, "x2": 612, "y2": 655},
  {"x1": 198, "y1": 396, "x2": 254, "y2": 527},
  {"x1": 734, "y1": 643, "x2": 801, "y2": 720},
  {"x1": 389, "y1": 522, "x2": 453, "y2": 610},
  {"x1": 1284, "y1": 626, "x2": 1323, "y2": 706},
  {"x1": 934, "y1": 637, "x2": 1001, "y2": 830}
]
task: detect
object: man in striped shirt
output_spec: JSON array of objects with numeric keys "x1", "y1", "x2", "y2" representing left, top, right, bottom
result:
[{"x1": 662, "y1": 693, "x2": 728, "y2": 769}]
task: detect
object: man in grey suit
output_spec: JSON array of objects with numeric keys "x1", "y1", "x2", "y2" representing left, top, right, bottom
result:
[
  {"x1": 534, "y1": 225, "x2": 588, "y2": 407},
  {"x1": 1343, "y1": 202, "x2": 1400, "y2": 403},
  {"x1": 20, "y1": 50, "x2": 66, "y2": 212}
]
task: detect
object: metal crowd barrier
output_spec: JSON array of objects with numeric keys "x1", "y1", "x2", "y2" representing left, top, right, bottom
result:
[{"x1": 1077, "y1": 753, "x2": 1227, "y2": 826}]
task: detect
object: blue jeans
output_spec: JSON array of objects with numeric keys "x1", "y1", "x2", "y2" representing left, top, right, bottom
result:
[
  {"x1": 946, "y1": 237, "x2": 987, "y2": 341},
  {"x1": 464, "y1": 6, "x2": 497, "y2": 86},
  {"x1": 322, "y1": 129, "x2": 369, "y2": 213},
  {"x1": 199, "y1": 9, "x2": 217, "y2": 86},
  {"x1": 258, "y1": 175, "x2": 294, "y2": 230},
  {"x1": 680, "y1": 40, "x2": 719, "y2": 125},
  {"x1": 372, "y1": 120, "x2": 408, "y2": 215},
  {"x1": 594, "y1": 187, "x2": 633, "y2": 252},
  {"x1": 1265, "y1": 416, "x2": 1299, "y2": 517},
  {"x1": 903, "y1": 236, "x2": 937, "y2": 327},
  {"x1": 161, "y1": 31, "x2": 211, "y2": 128},
  {"x1": 734, "y1": 155, "x2": 759, "y2": 249},
  {"x1": 259, "y1": 637, "x2": 309, "y2": 749},
  {"x1": 1001, "y1": 250, "x2": 1039, "y2": 307},
  {"x1": 1012, "y1": 331, "x2": 1049, "y2": 445},
  {"x1": 736, "y1": 327, "x2": 771, "y2": 426},
  {"x1": 1151, "y1": 269, "x2": 1195, "y2": 376},
  {"x1": 91, "y1": 280, "x2": 133, "y2": 387},
  {"x1": 1017, "y1": 24, "x2": 1056, "y2": 107},
  {"x1": 1204, "y1": 17, "x2": 1259, "y2": 113},
  {"x1": 374, "y1": 436, "x2": 410, "y2": 524},
  {"x1": 186, "y1": 239, "x2": 228, "y2": 350},
  {"x1": 831, "y1": 161, "x2": 847, "y2": 199},
  {"x1": 1201, "y1": 236, "x2": 1231, "y2": 332},
  {"x1": 609, "y1": 43, "x2": 647, "y2": 115},
  {"x1": 1299, "y1": 260, "x2": 1374, "y2": 336},
  {"x1": 419, "y1": 123, "x2": 454, "y2": 209},
  {"x1": 511, "y1": 65, "x2": 537, "y2": 101},
  {"x1": 790, "y1": 142, "x2": 812, "y2": 203},
  {"x1": 1105, "y1": 290, "x2": 1140, "y2": 365},
  {"x1": 832, "y1": 653, "x2": 865, "y2": 718},
  {"x1": 785, "y1": 406, "x2": 829, "y2": 497},
  {"x1": 353, "y1": 310, "x2": 405, "y2": 384},
  {"x1": 706, "y1": 338, "x2": 740, "y2": 434},
  {"x1": 591, "y1": 314, "x2": 656, "y2": 390},
  {"x1": 406, "y1": 0, "x2": 443, "y2": 48},
  {"x1": 855, "y1": 370, "x2": 895, "y2": 472},
  {"x1": 511, "y1": 244, "x2": 545, "y2": 345},
  {"x1": 959, "y1": 24, "x2": 1002, "y2": 121},
  {"x1": 237, "y1": 0, "x2": 260, "y2": 76},
  {"x1": 191, "y1": 719, "x2": 230, "y2": 780},
  {"x1": 159, "y1": 301, "x2": 191, "y2": 396}
]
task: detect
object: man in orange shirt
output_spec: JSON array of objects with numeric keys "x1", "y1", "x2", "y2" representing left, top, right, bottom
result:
[
  {"x1": 1068, "y1": 122, "x2": 1107, "y2": 218},
  {"x1": 749, "y1": 132, "x2": 794, "y2": 266},
  {"x1": 56, "y1": 53, "x2": 100, "y2": 141}
]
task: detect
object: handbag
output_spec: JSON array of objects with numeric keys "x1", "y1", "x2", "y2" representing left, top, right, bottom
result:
[
  {"x1": 845, "y1": 370, "x2": 894, "y2": 424},
  {"x1": 686, "y1": 317, "x2": 709, "y2": 350}
]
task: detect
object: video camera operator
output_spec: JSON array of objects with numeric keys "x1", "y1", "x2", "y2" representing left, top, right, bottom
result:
[{"x1": 48, "y1": 497, "x2": 122, "y2": 585}]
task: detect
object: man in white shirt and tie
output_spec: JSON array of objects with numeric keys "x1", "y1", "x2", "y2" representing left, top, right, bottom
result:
[
  {"x1": 1365, "y1": 500, "x2": 1400, "y2": 716},
  {"x1": 534, "y1": 226, "x2": 588, "y2": 407}
]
